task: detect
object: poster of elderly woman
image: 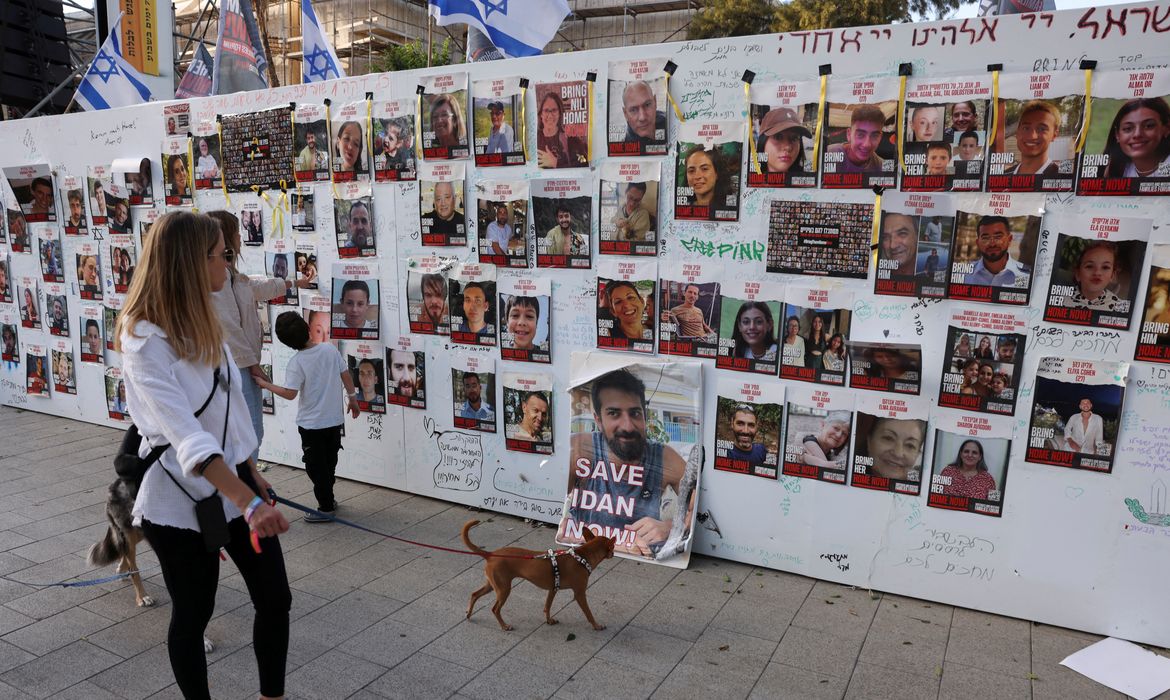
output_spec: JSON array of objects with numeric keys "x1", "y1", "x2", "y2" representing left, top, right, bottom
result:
[{"x1": 781, "y1": 383, "x2": 853, "y2": 484}]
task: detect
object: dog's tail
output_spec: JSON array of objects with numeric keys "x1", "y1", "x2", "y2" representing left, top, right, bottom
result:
[
  {"x1": 87, "y1": 524, "x2": 123, "y2": 567},
  {"x1": 461, "y1": 519, "x2": 488, "y2": 557}
]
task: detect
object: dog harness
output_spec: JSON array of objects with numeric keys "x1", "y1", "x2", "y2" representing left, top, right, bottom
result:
[{"x1": 546, "y1": 548, "x2": 592, "y2": 590}]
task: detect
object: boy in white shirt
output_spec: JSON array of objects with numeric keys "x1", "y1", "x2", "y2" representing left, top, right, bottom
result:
[{"x1": 255, "y1": 312, "x2": 360, "y2": 522}]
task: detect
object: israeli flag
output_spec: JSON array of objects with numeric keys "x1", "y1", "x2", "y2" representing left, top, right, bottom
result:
[
  {"x1": 74, "y1": 17, "x2": 153, "y2": 111},
  {"x1": 428, "y1": 0, "x2": 571, "y2": 58},
  {"x1": 302, "y1": 0, "x2": 345, "y2": 83}
]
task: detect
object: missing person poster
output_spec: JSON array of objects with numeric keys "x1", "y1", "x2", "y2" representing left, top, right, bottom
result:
[
  {"x1": 302, "y1": 294, "x2": 333, "y2": 345},
  {"x1": 330, "y1": 261, "x2": 379, "y2": 340},
  {"x1": 476, "y1": 179, "x2": 528, "y2": 267},
  {"x1": 714, "y1": 377, "x2": 782, "y2": 479},
  {"x1": 448, "y1": 262, "x2": 496, "y2": 347},
  {"x1": 7, "y1": 207, "x2": 29, "y2": 253},
  {"x1": 0, "y1": 256, "x2": 9, "y2": 304},
  {"x1": 265, "y1": 239, "x2": 296, "y2": 305},
  {"x1": 1136, "y1": 244, "x2": 1170, "y2": 364},
  {"x1": 849, "y1": 341, "x2": 922, "y2": 395},
  {"x1": 658, "y1": 261, "x2": 720, "y2": 359},
  {"x1": 608, "y1": 58, "x2": 668, "y2": 157},
  {"x1": 597, "y1": 258, "x2": 656, "y2": 354},
  {"x1": 987, "y1": 71, "x2": 1085, "y2": 193},
  {"x1": 716, "y1": 279, "x2": 783, "y2": 375},
  {"x1": 874, "y1": 192, "x2": 954, "y2": 298},
  {"x1": 291, "y1": 187, "x2": 315, "y2": 232},
  {"x1": 387, "y1": 335, "x2": 425, "y2": 409},
  {"x1": 191, "y1": 123, "x2": 223, "y2": 192},
  {"x1": 503, "y1": 371, "x2": 553, "y2": 454},
  {"x1": 26, "y1": 344, "x2": 49, "y2": 398},
  {"x1": 928, "y1": 412, "x2": 1012, "y2": 518},
  {"x1": 419, "y1": 161, "x2": 466, "y2": 246},
  {"x1": 18, "y1": 276, "x2": 40, "y2": 330},
  {"x1": 901, "y1": 77, "x2": 991, "y2": 192},
  {"x1": 293, "y1": 103, "x2": 331, "y2": 182},
  {"x1": 294, "y1": 243, "x2": 318, "y2": 290},
  {"x1": 473, "y1": 77, "x2": 524, "y2": 167},
  {"x1": 260, "y1": 348, "x2": 273, "y2": 415},
  {"x1": 75, "y1": 243, "x2": 102, "y2": 301},
  {"x1": 1027, "y1": 356, "x2": 1129, "y2": 473},
  {"x1": 779, "y1": 286, "x2": 852, "y2": 386},
  {"x1": 599, "y1": 160, "x2": 659, "y2": 256},
  {"x1": 258, "y1": 305, "x2": 271, "y2": 345},
  {"x1": 163, "y1": 103, "x2": 190, "y2": 136},
  {"x1": 80, "y1": 304, "x2": 103, "y2": 365},
  {"x1": 499, "y1": 275, "x2": 551, "y2": 363},
  {"x1": 49, "y1": 341, "x2": 75, "y2": 395},
  {"x1": 819, "y1": 77, "x2": 899, "y2": 189},
  {"x1": 781, "y1": 384, "x2": 853, "y2": 484},
  {"x1": 559, "y1": 354, "x2": 703, "y2": 568},
  {"x1": 766, "y1": 197, "x2": 873, "y2": 279},
  {"x1": 947, "y1": 192, "x2": 1043, "y2": 305},
  {"x1": 850, "y1": 393, "x2": 930, "y2": 495},
  {"x1": 60, "y1": 175, "x2": 88, "y2": 235},
  {"x1": 103, "y1": 297, "x2": 119, "y2": 349},
  {"x1": 406, "y1": 256, "x2": 450, "y2": 335},
  {"x1": 1078, "y1": 70, "x2": 1170, "y2": 195},
  {"x1": 346, "y1": 341, "x2": 386, "y2": 414},
  {"x1": 674, "y1": 120, "x2": 742, "y2": 222},
  {"x1": 420, "y1": 72, "x2": 470, "y2": 160},
  {"x1": 334, "y1": 184, "x2": 376, "y2": 258},
  {"x1": 1, "y1": 310, "x2": 18, "y2": 363},
  {"x1": 330, "y1": 100, "x2": 371, "y2": 182},
  {"x1": 533, "y1": 177, "x2": 591, "y2": 269},
  {"x1": 535, "y1": 79, "x2": 590, "y2": 169},
  {"x1": 938, "y1": 307, "x2": 1026, "y2": 415},
  {"x1": 137, "y1": 207, "x2": 159, "y2": 240},
  {"x1": 372, "y1": 98, "x2": 418, "y2": 181},
  {"x1": 747, "y1": 79, "x2": 821, "y2": 188},
  {"x1": 86, "y1": 166, "x2": 111, "y2": 227},
  {"x1": 161, "y1": 136, "x2": 193, "y2": 207},
  {"x1": 3, "y1": 164, "x2": 56, "y2": 223},
  {"x1": 103, "y1": 182, "x2": 131, "y2": 234},
  {"x1": 120, "y1": 157, "x2": 154, "y2": 208},
  {"x1": 38, "y1": 228, "x2": 63, "y2": 284},
  {"x1": 105, "y1": 366, "x2": 128, "y2": 419},
  {"x1": 44, "y1": 283, "x2": 69, "y2": 337},
  {"x1": 1042, "y1": 214, "x2": 1150, "y2": 330},
  {"x1": 239, "y1": 201, "x2": 264, "y2": 247},
  {"x1": 452, "y1": 352, "x2": 496, "y2": 433}
]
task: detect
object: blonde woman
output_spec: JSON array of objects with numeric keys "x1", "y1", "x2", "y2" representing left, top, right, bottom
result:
[{"x1": 116, "y1": 211, "x2": 291, "y2": 699}]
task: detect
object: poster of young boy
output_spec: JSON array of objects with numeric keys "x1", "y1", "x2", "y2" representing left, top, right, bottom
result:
[
  {"x1": 597, "y1": 258, "x2": 656, "y2": 354},
  {"x1": 850, "y1": 393, "x2": 931, "y2": 495},
  {"x1": 302, "y1": 294, "x2": 333, "y2": 345},
  {"x1": 987, "y1": 71, "x2": 1085, "y2": 193},
  {"x1": 1135, "y1": 244, "x2": 1170, "y2": 364},
  {"x1": 714, "y1": 376, "x2": 783, "y2": 479},
  {"x1": 387, "y1": 335, "x2": 426, "y2": 410},
  {"x1": 330, "y1": 100, "x2": 371, "y2": 182},
  {"x1": 533, "y1": 177, "x2": 591, "y2": 269},
  {"x1": 334, "y1": 184, "x2": 376, "y2": 258},
  {"x1": 161, "y1": 136, "x2": 193, "y2": 207},
  {"x1": 674, "y1": 120, "x2": 742, "y2": 222},
  {"x1": 1078, "y1": 70, "x2": 1170, "y2": 196},
  {"x1": 293, "y1": 103, "x2": 331, "y2": 182},
  {"x1": 781, "y1": 384, "x2": 853, "y2": 484},
  {"x1": 60, "y1": 175, "x2": 88, "y2": 235},
  {"x1": 1042, "y1": 214, "x2": 1150, "y2": 330},
  {"x1": 406, "y1": 256, "x2": 450, "y2": 335},
  {"x1": 900, "y1": 77, "x2": 991, "y2": 192},
  {"x1": 420, "y1": 72, "x2": 470, "y2": 161},
  {"x1": 345, "y1": 341, "x2": 386, "y2": 414},
  {"x1": 848, "y1": 341, "x2": 922, "y2": 395},
  {"x1": 535, "y1": 79, "x2": 590, "y2": 169},
  {"x1": 947, "y1": 192, "x2": 1043, "y2": 305},
  {"x1": 1026, "y1": 356, "x2": 1129, "y2": 473},
  {"x1": 418, "y1": 162, "x2": 466, "y2": 247},
  {"x1": 330, "y1": 262, "x2": 379, "y2": 340},
  {"x1": 498, "y1": 276, "x2": 551, "y2": 364},
  {"x1": 819, "y1": 77, "x2": 899, "y2": 190},
  {"x1": 608, "y1": 58, "x2": 669, "y2": 157},
  {"x1": 452, "y1": 353, "x2": 496, "y2": 433},
  {"x1": 715, "y1": 279, "x2": 783, "y2": 376},
  {"x1": 503, "y1": 371, "x2": 553, "y2": 454},
  {"x1": 448, "y1": 262, "x2": 496, "y2": 347},
  {"x1": 476, "y1": 179, "x2": 528, "y2": 267},
  {"x1": 874, "y1": 192, "x2": 954, "y2": 299},
  {"x1": 372, "y1": 98, "x2": 418, "y2": 181},
  {"x1": 599, "y1": 160, "x2": 659, "y2": 256},
  {"x1": 747, "y1": 79, "x2": 820, "y2": 189},
  {"x1": 779, "y1": 285, "x2": 852, "y2": 386},
  {"x1": 473, "y1": 77, "x2": 525, "y2": 167},
  {"x1": 937, "y1": 307, "x2": 1026, "y2": 416},
  {"x1": 658, "y1": 261, "x2": 720, "y2": 359},
  {"x1": 928, "y1": 412, "x2": 1013, "y2": 518},
  {"x1": 80, "y1": 304, "x2": 104, "y2": 365}
]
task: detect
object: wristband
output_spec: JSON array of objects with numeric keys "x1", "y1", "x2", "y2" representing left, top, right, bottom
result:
[
  {"x1": 244, "y1": 495, "x2": 264, "y2": 523},
  {"x1": 347, "y1": 391, "x2": 358, "y2": 397}
]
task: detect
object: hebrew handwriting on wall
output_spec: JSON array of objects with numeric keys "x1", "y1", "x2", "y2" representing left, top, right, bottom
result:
[
  {"x1": 427, "y1": 416, "x2": 483, "y2": 491},
  {"x1": 893, "y1": 527, "x2": 996, "y2": 582}
]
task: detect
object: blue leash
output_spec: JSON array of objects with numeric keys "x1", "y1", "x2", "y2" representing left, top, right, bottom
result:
[{"x1": 0, "y1": 570, "x2": 140, "y2": 589}]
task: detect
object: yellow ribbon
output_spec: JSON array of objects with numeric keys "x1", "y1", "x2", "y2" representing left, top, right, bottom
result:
[
  {"x1": 1075, "y1": 67, "x2": 1093, "y2": 153},
  {"x1": 871, "y1": 191, "x2": 883, "y2": 262},
  {"x1": 415, "y1": 92, "x2": 424, "y2": 164},
  {"x1": 218, "y1": 122, "x2": 231, "y2": 207},
  {"x1": 326, "y1": 102, "x2": 339, "y2": 199},
  {"x1": 896, "y1": 75, "x2": 908, "y2": 171},
  {"x1": 185, "y1": 137, "x2": 196, "y2": 211},
  {"x1": 812, "y1": 74, "x2": 827, "y2": 172},
  {"x1": 666, "y1": 68, "x2": 685, "y2": 123},
  {"x1": 586, "y1": 78, "x2": 594, "y2": 164},
  {"x1": 365, "y1": 99, "x2": 374, "y2": 173},
  {"x1": 520, "y1": 84, "x2": 529, "y2": 164},
  {"x1": 746, "y1": 82, "x2": 761, "y2": 175},
  {"x1": 275, "y1": 180, "x2": 289, "y2": 238},
  {"x1": 989, "y1": 70, "x2": 1000, "y2": 158}
]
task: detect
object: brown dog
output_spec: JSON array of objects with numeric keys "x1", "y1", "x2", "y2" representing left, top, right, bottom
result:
[{"x1": 462, "y1": 519, "x2": 615, "y2": 631}]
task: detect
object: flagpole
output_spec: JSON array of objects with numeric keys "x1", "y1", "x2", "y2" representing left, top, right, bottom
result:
[
  {"x1": 427, "y1": 13, "x2": 433, "y2": 67},
  {"x1": 24, "y1": 68, "x2": 84, "y2": 118}
]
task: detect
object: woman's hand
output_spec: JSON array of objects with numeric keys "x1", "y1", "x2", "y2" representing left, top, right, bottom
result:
[
  {"x1": 248, "y1": 503, "x2": 289, "y2": 538},
  {"x1": 537, "y1": 147, "x2": 557, "y2": 169}
]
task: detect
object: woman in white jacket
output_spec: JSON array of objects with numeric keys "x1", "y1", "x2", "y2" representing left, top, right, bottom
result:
[{"x1": 206, "y1": 211, "x2": 310, "y2": 462}]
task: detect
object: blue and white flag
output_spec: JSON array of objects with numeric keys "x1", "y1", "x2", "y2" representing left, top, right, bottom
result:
[
  {"x1": 428, "y1": 0, "x2": 570, "y2": 59},
  {"x1": 74, "y1": 16, "x2": 153, "y2": 111},
  {"x1": 302, "y1": 0, "x2": 345, "y2": 82}
]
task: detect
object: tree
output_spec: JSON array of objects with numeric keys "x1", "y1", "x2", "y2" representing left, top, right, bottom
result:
[
  {"x1": 687, "y1": 0, "x2": 971, "y2": 40},
  {"x1": 370, "y1": 38, "x2": 453, "y2": 74},
  {"x1": 688, "y1": 0, "x2": 780, "y2": 40}
]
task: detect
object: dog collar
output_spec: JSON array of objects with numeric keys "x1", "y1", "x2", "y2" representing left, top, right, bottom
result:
[{"x1": 546, "y1": 548, "x2": 593, "y2": 590}]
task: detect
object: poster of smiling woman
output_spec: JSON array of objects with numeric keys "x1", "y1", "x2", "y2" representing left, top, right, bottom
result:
[{"x1": 1078, "y1": 69, "x2": 1170, "y2": 196}]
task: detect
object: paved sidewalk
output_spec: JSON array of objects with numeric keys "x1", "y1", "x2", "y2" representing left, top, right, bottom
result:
[{"x1": 0, "y1": 405, "x2": 1161, "y2": 699}]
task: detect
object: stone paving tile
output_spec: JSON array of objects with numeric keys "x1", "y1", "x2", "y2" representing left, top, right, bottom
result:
[
  {"x1": 944, "y1": 621, "x2": 1032, "y2": 679},
  {"x1": 552, "y1": 656, "x2": 665, "y2": 700},
  {"x1": 0, "y1": 640, "x2": 123, "y2": 699},
  {"x1": 1, "y1": 605, "x2": 114, "y2": 656},
  {"x1": 939, "y1": 660, "x2": 1031, "y2": 699},
  {"x1": 285, "y1": 648, "x2": 388, "y2": 700},
  {"x1": 459, "y1": 653, "x2": 572, "y2": 700},
  {"x1": 772, "y1": 624, "x2": 864, "y2": 680},
  {"x1": 88, "y1": 644, "x2": 178, "y2": 700},
  {"x1": 842, "y1": 660, "x2": 941, "y2": 700},
  {"x1": 594, "y1": 624, "x2": 692, "y2": 677},
  {"x1": 363, "y1": 652, "x2": 479, "y2": 699},
  {"x1": 750, "y1": 661, "x2": 849, "y2": 699}
]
